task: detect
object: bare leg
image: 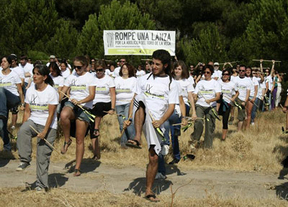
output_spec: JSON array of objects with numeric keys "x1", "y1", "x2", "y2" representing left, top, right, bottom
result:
[
  {"x1": 246, "y1": 101, "x2": 253, "y2": 129},
  {"x1": 11, "y1": 114, "x2": 17, "y2": 127},
  {"x1": 60, "y1": 106, "x2": 75, "y2": 152},
  {"x1": 286, "y1": 112, "x2": 288, "y2": 130},
  {"x1": 92, "y1": 116, "x2": 102, "y2": 158},
  {"x1": 222, "y1": 129, "x2": 228, "y2": 140},
  {"x1": 238, "y1": 121, "x2": 243, "y2": 132},
  {"x1": 128, "y1": 104, "x2": 145, "y2": 144},
  {"x1": 74, "y1": 119, "x2": 88, "y2": 174},
  {"x1": 145, "y1": 146, "x2": 159, "y2": 201}
]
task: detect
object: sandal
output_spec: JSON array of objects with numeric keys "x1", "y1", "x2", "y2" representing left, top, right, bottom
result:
[
  {"x1": 61, "y1": 139, "x2": 72, "y2": 154},
  {"x1": 74, "y1": 169, "x2": 81, "y2": 177},
  {"x1": 144, "y1": 194, "x2": 160, "y2": 202},
  {"x1": 93, "y1": 129, "x2": 100, "y2": 138},
  {"x1": 126, "y1": 139, "x2": 142, "y2": 149}
]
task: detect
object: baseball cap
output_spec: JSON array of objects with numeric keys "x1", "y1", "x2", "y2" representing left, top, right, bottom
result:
[
  {"x1": 49, "y1": 55, "x2": 56, "y2": 59},
  {"x1": 214, "y1": 62, "x2": 219, "y2": 66}
]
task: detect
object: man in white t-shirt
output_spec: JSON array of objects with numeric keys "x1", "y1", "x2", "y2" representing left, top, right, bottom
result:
[
  {"x1": 212, "y1": 62, "x2": 222, "y2": 81},
  {"x1": 19, "y1": 55, "x2": 33, "y2": 93},
  {"x1": 46, "y1": 55, "x2": 56, "y2": 67},
  {"x1": 113, "y1": 58, "x2": 126, "y2": 77},
  {"x1": 125, "y1": 50, "x2": 178, "y2": 202}
]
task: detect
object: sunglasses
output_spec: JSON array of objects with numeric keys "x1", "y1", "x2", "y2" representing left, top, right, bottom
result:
[
  {"x1": 239, "y1": 70, "x2": 245, "y2": 72},
  {"x1": 204, "y1": 71, "x2": 211, "y2": 74},
  {"x1": 96, "y1": 68, "x2": 104, "y2": 72},
  {"x1": 74, "y1": 66, "x2": 82, "y2": 70},
  {"x1": 223, "y1": 73, "x2": 229, "y2": 75}
]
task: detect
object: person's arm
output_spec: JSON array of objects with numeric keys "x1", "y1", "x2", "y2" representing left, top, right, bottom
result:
[
  {"x1": 152, "y1": 104, "x2": 175, "y2": 128},
  {"x1": 22, "y1": 103, "x2": 31, "y2": 123},
  {"x1": 179, "y1": 96, "x2": 188, "y2": 126},
  {"x1": 108, "y1": 87, "x2": 116, "y2": 115},
  {"x1": 37, "y1": 104, "x2": 57, "y2": 139},
  {"x1": 124, "y1": 93, "x2": 137, "y2": 127},
  {"x1": 205, "y1": 92, "x2": 221, "y2": 104},
  {"x1": 188, "y1": 91, "x2": 197, "y2": 120},
  {"x1": 16, "y1": 83, "x2": 25, "y2": 110},
  {"x1": 231, "y1": 91, "x2": 239, "y2": 102},
  {"x1": 59, "y1": 85, "x2": 69, "y2": 102},
  {"x1": 260, "y1": 59, "x2": 263, "y2": 73},
  {"x1": 270, "y1": 60, "x2": 275, "y2": 76},
  {"x1": 243, "y1": 89, "x2": 250, "y2": 106},
  {"x1": 251, "y1": 84, "x2": 258, "y2": 103}
]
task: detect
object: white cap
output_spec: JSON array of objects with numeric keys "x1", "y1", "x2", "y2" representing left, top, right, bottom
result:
[
  {"x1": 214, "y1": 62, "x2": 219, "y2": 66},
  {"x1": 49, "y1": 55, "x2": 56, "y2": 59}
]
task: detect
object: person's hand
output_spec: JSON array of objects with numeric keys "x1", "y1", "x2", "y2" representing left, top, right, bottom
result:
[
  {"x1": 152, "y1": 120, "x2": 162, "y2": 128},
  {"x1": 181, "y1": 117, "x2": 188, "y2": 126},
  {"x1": 71, "y1": 99, "x2": 79, "y2": 105},
  {"x1": 20, "y1": 105, "x2": 25, "y2": 111},
  {"x1": 260, "y1": 59, "x2": 263, "y2": 63},
  {"x1": 241, "y1": 101, "x2": 246, "y2": 106},
  {"x1": 205, "y1": 99, "x2": 211, "y2": 104},
  {"x1": 272, "y1": 60, "x2": 275, "y2": 65},
  {"x1": 108, "y1": 109, "x2": 114, "y2": 115},
  {"x1": 124, "y1": 119, "x2": 131, "y2": 128},
  {"x1": 191, "y1": 113, "x2": 197, "y2": 121},
  {"x1": 37, "y1": 131, "x2": 47, "y2": 140}
]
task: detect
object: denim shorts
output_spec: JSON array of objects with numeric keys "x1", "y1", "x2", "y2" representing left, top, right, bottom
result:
[{"x1": 64, "y1": 101, "x2": 91, "y2": 123}]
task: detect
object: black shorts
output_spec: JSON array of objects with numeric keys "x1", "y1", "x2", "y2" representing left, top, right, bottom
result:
[
  {"x1": 91, "y1": 102, "x2": 111, "y2": 117},
  {"x1": 10, "y1": 106, "x2": 19, "y2": 114}
]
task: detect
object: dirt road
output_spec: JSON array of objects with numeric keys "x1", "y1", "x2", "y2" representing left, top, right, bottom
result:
[{"x1": 1, "y1": 158, "x2": 287, "y2": 201}]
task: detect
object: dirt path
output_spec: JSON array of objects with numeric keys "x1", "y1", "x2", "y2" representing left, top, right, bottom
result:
[{"x1": 1, "y1": 159, "x2": 287, "y2": 200}]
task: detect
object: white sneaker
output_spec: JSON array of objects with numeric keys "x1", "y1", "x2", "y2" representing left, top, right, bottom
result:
[
  {"x1": 11, "y1": 126, "x2": 15, "y2": 130},
  {"x1": 161, "y1": 145, "x2": 169, "y2": 156},
  {"x1": 155, "y1": 172, "x2": 167, "y2": 180},
  {"x1": 251, "y1": 122, "x2": 255, "y2": 126}
]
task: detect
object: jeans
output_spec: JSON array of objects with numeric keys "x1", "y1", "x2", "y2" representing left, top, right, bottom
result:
[
  {"x1": 251, "y1": 98, "x2": 259, "y2": 123},
  {"x1": 158, "y1": 119, "x2": 170, "y2": 176},
  {"x1": 116, "y1": 104, "x2": 135, "y2": 145},
  {"x1": 0, "y1": 87, "x2": 20, "y2": 150}
]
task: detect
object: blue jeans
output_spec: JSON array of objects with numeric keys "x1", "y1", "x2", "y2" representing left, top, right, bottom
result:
[
  {"x1": 116, "y1": 104, "x2": 135, "y2": 145},
  {"x1": 158, "y1": 120, "x2": 170, "y2": 176},
  {"x1": 251, "y1": 98, "x2": 259, "y2": 123},
  {"x1": 0, "y1": 87, "x2": 20, "y2": 150}
]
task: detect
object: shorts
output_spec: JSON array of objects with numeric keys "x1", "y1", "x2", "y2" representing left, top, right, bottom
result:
[
  {"x1": 235, "y1": 98, "x2": 246, "y2": 121},
  {"x1": 91, "y1": 102, "x2": 111, "y2": 117},
  {"x1": 64, "y1": 101, "x2": 91, "y2": 123}
]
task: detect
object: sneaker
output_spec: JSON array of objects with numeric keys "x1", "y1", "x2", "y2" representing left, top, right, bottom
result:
[
  {"x1": 16, "y1": 162, "x2": 30, "y2": 171},
  {"x1": 35, "y1": 186, "x2": 47, "y2": 193},
  {"x1": 155, "y1": 172, "x2": 167, "y2": 180},
  {"x1": 161, "y1": 145, "x2": 169, "y2": 156},
  {"x1": 251, "y1": 122, "x2": 255, "y2": 126},
  {"x1": 11, "y1": 125, "x2": 15, "y2": 130}
]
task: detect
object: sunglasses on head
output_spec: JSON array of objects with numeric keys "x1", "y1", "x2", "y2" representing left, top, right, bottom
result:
[{"x1": 74, "y1": 66, "x2": 82, "y2": 70}]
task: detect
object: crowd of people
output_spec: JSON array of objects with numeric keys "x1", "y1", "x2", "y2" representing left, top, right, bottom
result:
[{"x1": 0, "y1": 51, "x2": 285, "y2": 201}]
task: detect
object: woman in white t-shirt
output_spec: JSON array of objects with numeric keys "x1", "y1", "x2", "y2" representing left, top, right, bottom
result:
[
  {"x1": 191, "y1": 65, "x2": 221, "y2": 149},
  {"x1": 218, "y1": 69, "x2": 239, "y2": 140},
  {"x1": 17, "y1": 64, "x2": 58, "y2": 192},
  {"x1": 60, "y1": 61, "x2": 71, "y2": 80},
  {"x1": 90, "y1": 60, "x2": 116, "y2": 160},
  {"x1": 60, "y1": 56, "x2": 96, "y2": 176},
  {"x1": 0, "y1": 56, "x2": 24, "y2": 151},
  {"x1": 114, "y1": 63, "x2": 136, "y2": 147},
  {"x1": 168, "y1": 60, "x2": 196, "y2": 164}
]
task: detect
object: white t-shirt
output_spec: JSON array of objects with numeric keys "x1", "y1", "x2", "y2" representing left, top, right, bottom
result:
[
  {"x1": 0, "y1": 70, "x2": 22, "y2": 96},
  {"x1": 249, "y1": 77, "x2": 259, "y2": 98},
  {"x1": 219, "y1": 80, "x2": 238, "y2": 104},
  {"x1": 230, "y1": 75, "x2": 238, "y2": 83},
  {"x1": 113, "y1": 67, "x2": 121, "y2": 77},
  {"x1": 135, "y1": 74, "x2": 179, "y2": 120},
  {"x1": 19, "y1": 63, "x2": 33, "y2": 83},
  {"x1": 64, "y1": 72, "x2": 96, "y2": 109},
  {"x1": 234, "y1": 76, "x2": 252, "y2": 101},
  {"x1": 194, "y1": 79, "x2": 221, "y2": 107},
  {"x1": 61, "y1": 68, "x2": 71, "y2": 80},
  {"x1": 257, "y1": 81, "x2": 266, "y2": 99},
  {"x1": 50, "y1": 75, "x2": 64, "y2": 91},
  {"x1": 212, "y1": 69, "x2": 222, "y2": 80},
  {"x1": 265, "y1": 75, "x2": 273, "y2": 90},
  {"x1": 93, "y1": 75, "x2": 115, "y2": 104},
  {"x1": 25, "y1": 84, "x2": 59, "y2": 129},
  {"x1": 105, "y1": 69, "x2": 115, "y2": 78},
  {"x1": 175, "y1": 78, "x2": 194, "y2": 105},
  {"x1": 136, "y1": 70, "x2": 146, "y2": 78},
  {"x1": 115, "y1": 77, "x2": 136, "y2": 106},
  {"x1": 11, "y1": 66, "x2": 25, "y2": 79}
]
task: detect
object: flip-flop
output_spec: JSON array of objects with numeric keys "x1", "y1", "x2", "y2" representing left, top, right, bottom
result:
[
  {"x1": 74, "y1": 169, "x2": 81, "y2": 177},
  {"x1": 126, "y1": 140, "x2": 142, "y2": 149},
  {"x1": 144, "y1": 194, "x2": 160, "y2": 202}
]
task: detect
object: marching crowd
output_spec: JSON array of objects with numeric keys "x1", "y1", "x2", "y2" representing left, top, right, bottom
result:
[{"x1": 0, "y1": 51, "x2": 284, "y2": 201}]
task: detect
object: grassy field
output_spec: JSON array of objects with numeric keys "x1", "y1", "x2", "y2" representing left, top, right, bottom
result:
[{"x1": 1, "y1": 108, "x2": 288, "y2": 206}]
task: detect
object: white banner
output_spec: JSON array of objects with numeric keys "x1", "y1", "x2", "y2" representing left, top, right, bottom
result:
[{"x1": 103, "y1": 30, "x2": 176, "y2": 56}]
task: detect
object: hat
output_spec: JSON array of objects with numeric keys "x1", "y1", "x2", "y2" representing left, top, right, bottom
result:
[
  {"x1": 49, "y1": 55, "x2": 56, "y2": 59},
  {"x1": 214, "y1": 62, "x2": 219, "y2": 66}
]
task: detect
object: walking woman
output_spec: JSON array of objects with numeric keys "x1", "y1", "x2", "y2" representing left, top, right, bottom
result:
[
  {"x1": 17, "y1": 64, "x2": 58, "y2": 192},
  {"x1": 0, "y1": 56, "x2": 24, "y2": 151},
  {"x1": 218, "y1": 69, "x2": 239, "y2": 140},
  {"x1": 114, "y1": 63, "x2": 136, "y2": 148},
  {"x1": 60, "y1": 56, "x2": 96, "y2": 176},
  {"x1": 90, "y1": 60, "x2": 116, "y2": 160},
  {"x1": 169, "y1": 60, "x2": 196, "y2": 163},
  {"x1": 190, "y1": 65, "x2": 221, "y2": 149}
]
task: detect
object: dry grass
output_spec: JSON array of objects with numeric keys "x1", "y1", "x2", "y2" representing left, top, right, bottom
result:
[
  {"x1": 1, "y1": 187, "x2": 287, "y2": 207},
  {"x1": 1, "y1": 109, "x2": 287, "y2": 173}
]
